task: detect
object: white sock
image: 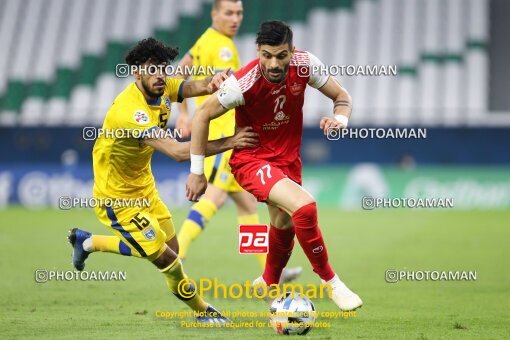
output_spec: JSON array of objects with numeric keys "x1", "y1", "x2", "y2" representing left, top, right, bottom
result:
[
  {"x1": 324, "y1": 274, "x2": 350, "y2": 291},
  {"x1": 82, "y1": 237, "x2": 93, "y2": 252},
  {"x1": 326, "y1": 274, "x2": 358, "y2": 296},
  {"x1": 327, "y1": 274, "x2": 340, "y2": 285}
]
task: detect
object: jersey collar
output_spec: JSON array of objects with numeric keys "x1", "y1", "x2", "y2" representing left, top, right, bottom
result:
[
  {"x1": 146, "y1": 97, "x2": 161, "y2": 106},
  {"x1": 209, "y1": 26, "x2": 233, "y2": 40}
]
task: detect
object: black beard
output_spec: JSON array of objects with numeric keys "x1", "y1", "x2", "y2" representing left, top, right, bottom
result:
[
  {"x1": 142, "y1": 80, "x2": 164, "y2": 98},
  {"x1": 263, "y1": 65, "x2": 288, "y2": 83}
]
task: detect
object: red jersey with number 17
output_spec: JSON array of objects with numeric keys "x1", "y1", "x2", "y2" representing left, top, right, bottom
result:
[{"x1": 216, "y1": 50, "x2": 329, "y2": 167}]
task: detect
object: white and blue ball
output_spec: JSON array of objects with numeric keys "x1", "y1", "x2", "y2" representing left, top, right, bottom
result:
[{"x1": 269, "y1": 292, "x2": 317, "y2": 335}]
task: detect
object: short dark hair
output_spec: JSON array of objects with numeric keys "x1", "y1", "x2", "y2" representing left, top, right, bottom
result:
[
  {"x1": 256, "y1": 21, "x2": 293, "y2": 48},
  {"x1": 125, "y1": 37, "x2": 179, "y2": 66},
  {"x1": 213, "y1": 0, "x2": 241, "y2": 10}
]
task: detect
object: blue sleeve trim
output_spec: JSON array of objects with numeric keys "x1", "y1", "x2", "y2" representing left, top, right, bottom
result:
[
  {"x1": 137, "y1": 126, "x2": 159, "y2": 141},
  {"x1": 177, "y1": 81, "x2": 186, "y2": 103}
]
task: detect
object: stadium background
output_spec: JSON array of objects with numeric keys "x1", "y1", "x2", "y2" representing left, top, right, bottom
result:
[
  {"x1": 1, "y1": 0, "x2": 510, "y2": 209},
  {"x1": 1, "y1": 0, "x2": 509, "y2": 338}
]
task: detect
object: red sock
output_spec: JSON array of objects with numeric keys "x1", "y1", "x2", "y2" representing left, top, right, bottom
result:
[
  {"x1": 262, "y1": 225, "x2": 295, "y2": 285},
  {"x1": 292, "y1": 202, "x2": 335, "y2": 281}
]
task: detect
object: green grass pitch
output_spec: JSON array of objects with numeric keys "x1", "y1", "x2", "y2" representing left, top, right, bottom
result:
[{"x1": 1, "y1": 206, "x2": 509, "y2": 339}]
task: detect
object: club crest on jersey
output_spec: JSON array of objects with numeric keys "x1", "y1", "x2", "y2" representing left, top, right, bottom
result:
[
  {"x1": 289, "y1": 82, "x2": 304, "y2": 96},
  {"x1": 133, "y1": 110, "x2": 149, "y2": 124},
  {"x1": 274, "y1": 111, "x2": 289, "y2": 121},
  {"x1": 142, "y1": 226, "x2": 156, "y2": 241},
  {"x1": 219, "y1": 47, "x2": 233, "y2": 61},
  {"x1": 164, "y1": 97, "x2": 171, "y2": 111}
]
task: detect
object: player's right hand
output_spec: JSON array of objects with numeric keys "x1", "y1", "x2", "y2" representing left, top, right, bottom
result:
[
  {"x1": 176, "y1": 114, "x2": 191, "y2": 138},
  {"x1": 232, "y1": 126, "x2": 259, "y2": 149},
  {"x1": 186, "y1": 173, "x2": 207, "y2": 201},
  {"x1": 207, "y1": 67, "x2": 231, "y2": 94},
  {"x1": 319, "y1": 116, "x2": 344, "y2": 135}
]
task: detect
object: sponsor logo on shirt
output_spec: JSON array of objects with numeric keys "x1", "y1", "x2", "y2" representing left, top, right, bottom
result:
[
  {"x1": 274, "y1": 111, "x2": 290, "y2": 121},
  {"x1": 262, "y1": 112, "x2": 291, "y2": 131}
]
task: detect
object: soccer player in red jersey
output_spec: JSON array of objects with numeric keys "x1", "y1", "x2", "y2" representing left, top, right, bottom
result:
[{"x1": 186, "y1": 21, "x2": 362, "y2": 311}]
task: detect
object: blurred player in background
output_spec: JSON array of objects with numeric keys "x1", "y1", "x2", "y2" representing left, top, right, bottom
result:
[
  {"x1": 186, "y1": 21, "x2": 363, "y2": 311},
  {"x1": 68, "y1": 38, "x2": 258, "y2": 324},
  {"x1": 175, "y1": 0, "x2": 301, "y2": 283}
]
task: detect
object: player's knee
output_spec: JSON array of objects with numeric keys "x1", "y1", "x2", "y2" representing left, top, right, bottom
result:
[
  {"x1": 150, "y1": 244, "x2": 178, "y2": 269},
  {"x1": 236, "y1": 200, "x2": 257, "y2": 215},
  {"x1": 231, "y1": 191, "x2": 257, "y2": 215},
  {"x1": 270, "y1": 210, "x2": 294, "y2": 230},
  {"x1": 273, "y1": 218, "x2": 294, "y2": 230},
  {"x1": 153, "y1": 252, "x2": 178, "y2": 269},
  {"x1": 289, "y1": 196, "x2": 316, "y2": 214},
  {"x1": 291, "y1": 201, "x2": 318, "y2": 227},
  {"x1": 245, "y1": 195, "x2": 258, "y2": 214},
  {"x1": 166, "y1": 236, "x2": 179, "y2": 255},
  {"x1": 204, "y1": 186, "x2": 227, "y2": 208},
  {"x1": 212, "y1": 195, "x2": 226, "y2": 209}
]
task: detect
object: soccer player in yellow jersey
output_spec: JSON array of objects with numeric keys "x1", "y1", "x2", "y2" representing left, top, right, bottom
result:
[
  {"x1": 175, "y1": 0, "x2": 301, "y2": 283},
  {"x1": 67, "y1": 38, "x2": 257, "y2": 324}
]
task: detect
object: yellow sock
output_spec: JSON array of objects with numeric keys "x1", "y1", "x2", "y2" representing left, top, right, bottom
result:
[
  {"x1": 91, "y1": 235, "x2": 136, "y2": 257},
  {"x1": 238, "y1": 214, "x2": 266, "y2": 269},
  {"x1": 160, "y1": 258, "x2": 208, "y2": 312},
  {"x1": 177, "y1": 198, "x2": 218, "y2": 259}
]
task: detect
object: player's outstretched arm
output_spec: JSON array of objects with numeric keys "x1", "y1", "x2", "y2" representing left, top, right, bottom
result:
[
  {"x1": 142, "y1": 135, "x2": 190, "y2": 162},
  {"x1": 176, "y1": 99, "x2": 192, "y2": 138},
  {"x1": 142, "y1": 126, "x2": 257, "y2": 162},
  {"x1": 186, "y1": 94, "x2": 233, "y2": 201},
  {"x1": 180, "y1": 68, "x2": 231, "y2": 98},
  {"x1": 175, "y1": 53, "x2": 195, "y2": 138},
  {"x1": 317, "y1": 77, "x2": 353, "y2": 135}
]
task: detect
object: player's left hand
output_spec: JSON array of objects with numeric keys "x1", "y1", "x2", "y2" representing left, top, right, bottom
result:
[
  {"x1": 186, "y1": 173, "x2": 207, "y2": 202},
  {"x1": 207, "y1": 67, "x2": 231, "y2": 94},
  {"x1": 320, "y1": 116, "x2": 345, "y2": 136},
  {"x1": 231, "y1": 126, "x2": 259, "y2": 149}
]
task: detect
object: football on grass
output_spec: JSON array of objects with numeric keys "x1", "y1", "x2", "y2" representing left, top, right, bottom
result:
[{"x1": 269, "y1": 292, "x2": 317, "y2": 335}]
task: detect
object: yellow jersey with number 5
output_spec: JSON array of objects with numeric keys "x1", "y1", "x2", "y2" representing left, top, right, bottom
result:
[
  {"x1": 92, "y1": 78, "x2": 184, "y2": 199},
  {"x1": 189, "y1": 27, "x2": 240, "y2": 136}
]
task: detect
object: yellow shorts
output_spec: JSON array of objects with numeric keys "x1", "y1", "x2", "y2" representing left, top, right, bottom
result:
[
  {"x1": 205, "y1": 121, "x2": 243, "y2": 193},
  {"x1": 94, "y1": 191, "x2": 175, "y2": 258}
]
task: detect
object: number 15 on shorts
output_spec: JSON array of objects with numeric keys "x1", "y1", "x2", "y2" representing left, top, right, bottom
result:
[{"x1": 239, "y1": 225, "x2": 269, "y2": 254}]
